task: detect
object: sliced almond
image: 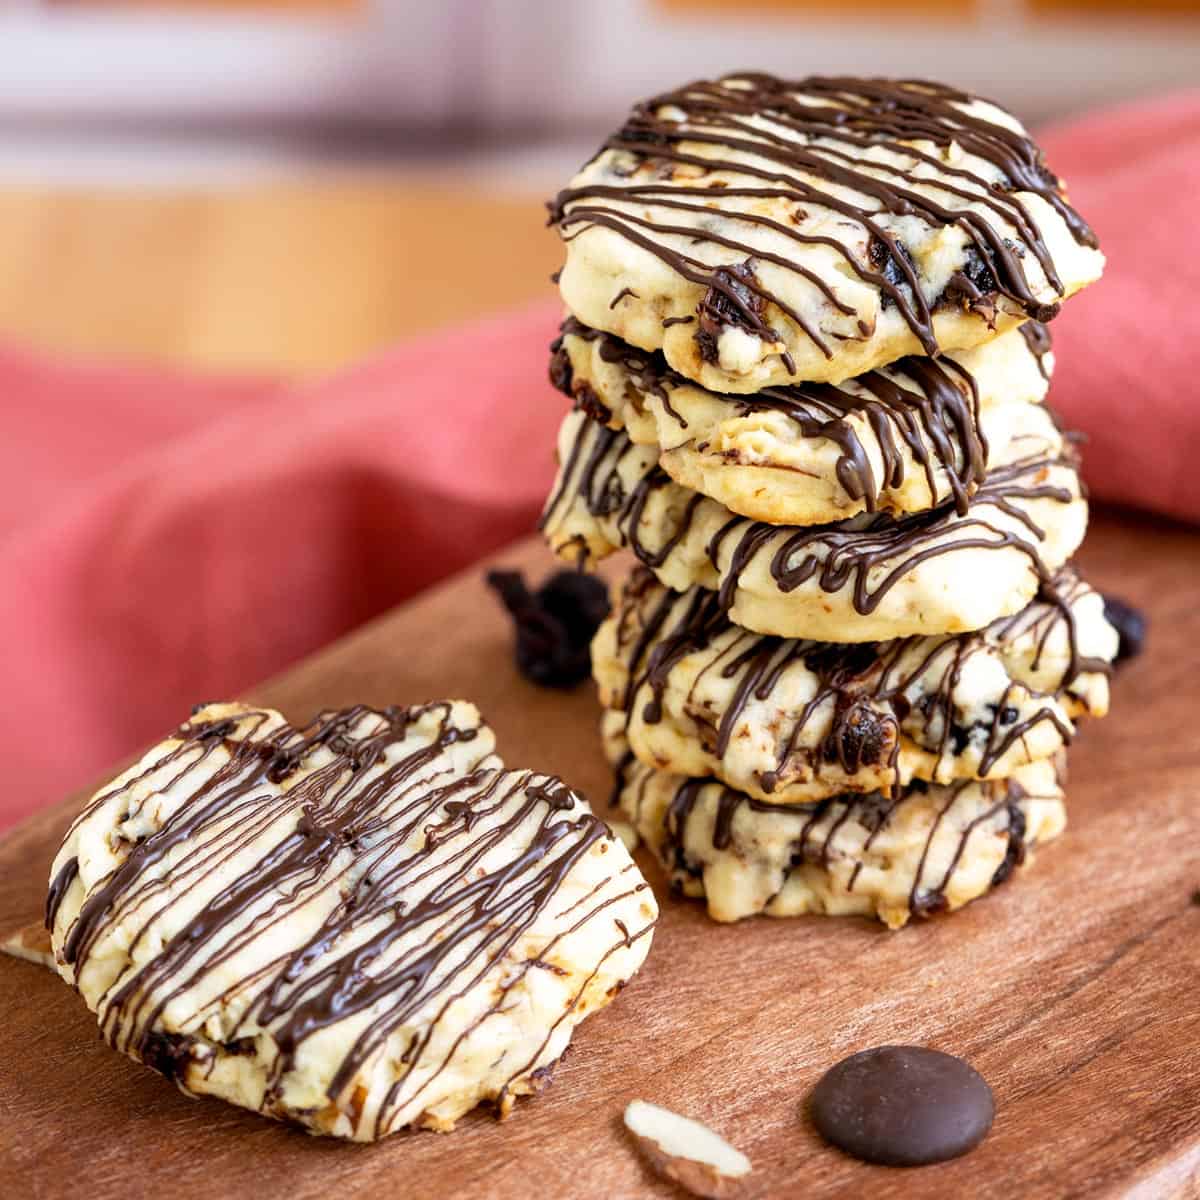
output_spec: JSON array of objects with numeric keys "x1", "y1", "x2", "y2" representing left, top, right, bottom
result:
[
  {"x1": 624, "y1": 1099, "x2": 750, "y2": 1197},
  {"x1": 0, "y1": 921, "x2": 55, "y2": 970}
]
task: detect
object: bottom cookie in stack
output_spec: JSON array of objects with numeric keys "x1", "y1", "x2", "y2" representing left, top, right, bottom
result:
[
  {"x1": 596, "y1": 566, "x2": 1119, "y2": 930},
  {"x1": 609, "y1": 735, "x2": 1064, "y2": 930}
]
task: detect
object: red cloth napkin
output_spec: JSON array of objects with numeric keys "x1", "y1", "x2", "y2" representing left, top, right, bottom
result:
[
  {"x1": 1037, "y1": 91, "x2": 1200, "y2": 522},
  {"x1": 2, "y1": 91, "x2": 1199, "y2": 832}
]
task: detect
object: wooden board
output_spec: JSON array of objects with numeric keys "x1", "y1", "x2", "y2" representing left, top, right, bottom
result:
[{"x1": 1, "y1": 512, "x2": 1198, "y2": 1199}]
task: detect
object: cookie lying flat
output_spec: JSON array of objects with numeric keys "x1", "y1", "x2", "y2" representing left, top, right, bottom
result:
[
  {"x1": 552, "y1": 317, "x2": 1053, "y2": 525},
  {"x1": 541, "y1": 408, "x2": 1087, "y2": 641},
  {"x1": 612, "y1": 744, "x2": 1065, "y2": 929},
  {"x1": 551, "y1": 73, "x2": 1102, "y2": 393},
  {"x1": 595, "y1": 569, "x2": 1115, "y2": 805},
  {"x1": 47, "y1": 701, "x2": 656, "y2": 1141}
]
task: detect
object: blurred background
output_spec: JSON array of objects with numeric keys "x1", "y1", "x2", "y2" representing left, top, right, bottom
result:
[{"x1": 1, "y1": 0, "x2": 1199, "y2": 375}]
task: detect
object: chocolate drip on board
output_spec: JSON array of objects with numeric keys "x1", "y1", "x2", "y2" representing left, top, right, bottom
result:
[{"x1": 551, "y1": 74, "x2": 1096, "y2": 369}]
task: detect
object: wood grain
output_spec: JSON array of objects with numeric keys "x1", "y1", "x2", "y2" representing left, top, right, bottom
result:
[
  {"x1": 0, "y1": 181, "x2": 558, "y2": 375},
  {"x1": 1, "y1": 512, "x2": 1197, "y2": 1199}
]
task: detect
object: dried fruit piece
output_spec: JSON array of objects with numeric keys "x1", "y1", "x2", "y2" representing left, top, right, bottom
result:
[
  {"x1": 487, "y1": 568, "x2": 609, "y2": 688},
  {"x1": 624, "y1": 1099, "x2": 751, "y2": 1197}
]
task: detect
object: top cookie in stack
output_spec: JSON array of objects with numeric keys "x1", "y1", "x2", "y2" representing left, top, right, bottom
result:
[
  {"x1": 539, "y1": 73, "x2": 1118, "y2": 928},
  {"x1": 548, "y1": 73, "x2": 1102, "y2": 395}
]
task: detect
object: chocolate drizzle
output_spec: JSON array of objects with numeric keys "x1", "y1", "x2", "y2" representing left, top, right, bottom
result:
[
  {"x1": 45, "y1": 856, "x2": 79, "y2": 932},
  {"x1": 551, "y1": 74, "x2": 1096, "y2": 369},
  {"x1": 541, "y1": 408, "x2": 1079, "y2": 624},
  {"x1": 51, "y1": 703, "x2": 654, "y2": 1139},
  {"x1": 736, "y1": 449, "x2": 1071, "y2": 616},
  {"x1": 1018, "y1": 319, "x2": 1054, "y2": 381},
  {"x1": 554, "y1": 317, "x2": 1029, "y2": 517},
  {"x1": 609, "y1": 569, "x2": 1110, "y2": 799}
]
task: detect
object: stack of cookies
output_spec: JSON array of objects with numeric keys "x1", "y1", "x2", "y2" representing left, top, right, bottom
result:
[{"x1": 540, "y1": 73, "x2": 1120, "y2": 929}]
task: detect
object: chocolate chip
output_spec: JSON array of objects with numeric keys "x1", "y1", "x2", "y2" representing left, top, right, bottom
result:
[
  {"x1": 810, "y1": 1045, "x2": 994, "y2": 1167},
  {"x1": 487, "y1": 568, "x2": 610, "y2": 688},
  {"x1": 1101, "y1": 594, "x2": 1147, "y2": 665}
]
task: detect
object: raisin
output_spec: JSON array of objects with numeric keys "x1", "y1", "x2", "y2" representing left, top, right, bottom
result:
[
  {"x1": 824, "y1": 700, "x2": 895, "y2": 770},
  {"x1": 990, "y1": 802, "x2": 1028, "y2": 886},
  {"x1": 867, "y1": 235, "x2": 917, "y2": 309},
  {"x1": 138, "y1": 1030, "x2": 197, "y2": 1084},
  {"x1": 938, "y1": 246, "x2": 998, "y2": 313},
  {"x1": 1102, "y1": 594, "x2": 1147, "y2": 665},
  {"x1": 695, "y1": 260, "x2": 768, "y2": 362},
  {"x1": 487, "y1": 568, "x2": 610, "y2": 689},
  {"x1": 574, "y1": 381, "x2": 612, "y2": 426}
]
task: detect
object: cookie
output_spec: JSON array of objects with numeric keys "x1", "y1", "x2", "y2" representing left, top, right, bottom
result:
[
  {"x1": 595, "y1": 568, "x2": 1115, "y2": 805},
  {"x1": 541, "y1": 408, "x2": 1087, "y2": 641},
  {"x1": 550, "y1": 74, "x2": 1103, "y2": 393},
  {"x1": 611, "y1": 744, "x2": 1065, "y2": 929},
  {"x1": 47, "y1": 701, "x2": 656, "y2": 1141},
  {"x1": 551, "y1": 316, "x2": 1053, "y2": 524}
]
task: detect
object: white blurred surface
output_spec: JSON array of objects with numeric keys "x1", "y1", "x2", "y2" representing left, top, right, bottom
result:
[{"x1": 0, "y1": 0, "x2": 1196, "y2": 186}]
